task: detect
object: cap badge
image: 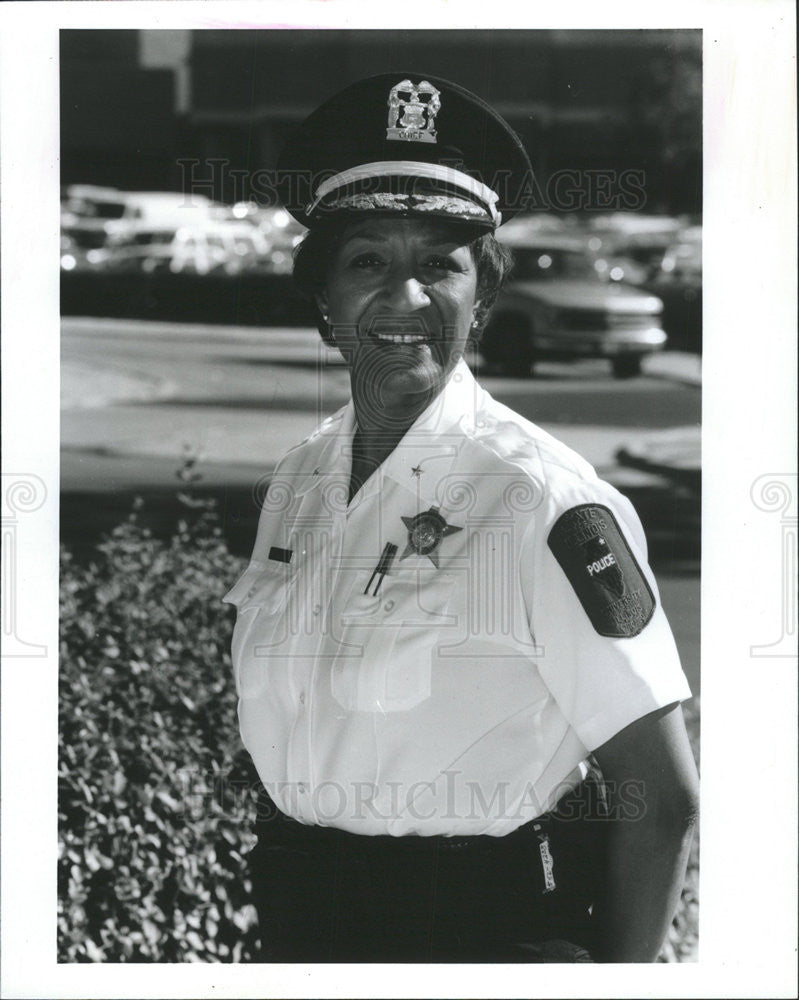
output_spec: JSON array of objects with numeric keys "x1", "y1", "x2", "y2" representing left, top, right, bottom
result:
[
  {"x1": 386, "y1": 79, "x2": 441, "y2": 144},
  {"x1": 400, "y1": 505, "x2": 461, "y2": 568}
]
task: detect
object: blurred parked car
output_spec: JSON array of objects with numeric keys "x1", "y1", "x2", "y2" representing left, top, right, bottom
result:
[
  {"x1": 652, "y1": 225, "x2": 702, "y2": 287},
  {"x1": 104, "y1": 191, "x2": 218, "y2": 243},
  {"x1": 102, "y1": 219, "x2": 272, "y2": 275},
  {"x1": 645, "y1": 225, "x2": 702, "y2": 352},
  {"x1": 101, "y1": 224, "x2": 192, "y2": 274},
  {"x1": 61, "y1": 185, "x2": 130, "y2": 267},
  {"x1": 578, "y1": 213, "x2": 686, "y2": 286},
  {"x1": 214, "y1": 221, "x2": 274, "y2": 273},
  {"x1": 230, "y1": 202, "x2": 307, "y2": 273},
  {"x1": 61, "y1": 187, "x2": 221, "y2": 271},
  {"x1": 482, "y1": 232, "x2": 666, "y2": 378},
  {"x1": 495, "y1": 212, "x2": 570, "y2": 238},
  {"x1": 584, "y1": 213, "x2": 684, "y2": 239},
  {"x1": 60, "y1": 230, "x2": 113, "y2": 272}
]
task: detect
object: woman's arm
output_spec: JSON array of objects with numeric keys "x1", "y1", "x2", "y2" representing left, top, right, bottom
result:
[{"x1": 590, "y1": 701, "x2": 700, "y2": 963}]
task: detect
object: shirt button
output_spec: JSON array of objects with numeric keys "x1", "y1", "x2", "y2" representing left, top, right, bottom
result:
[
  {"x1": 299, "y1": 692, "x2": 306, "y2": 705},
  {"x1": 247, "y1": 587, "x2": 256, "y2": 598},
  {"x1": 384, "y1": 599, "x2": 395, "y2": 612},
  {"x1": 298, "y1": 783, "x2": 306, "y2": 794},
  {"x1": 312, "y1": 604, "x2": 321, "y2": 616}
]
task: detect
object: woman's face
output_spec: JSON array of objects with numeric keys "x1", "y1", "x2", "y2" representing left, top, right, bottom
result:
[{"x1": 317, "y1": 217, "x2": 480, "y2": 424}]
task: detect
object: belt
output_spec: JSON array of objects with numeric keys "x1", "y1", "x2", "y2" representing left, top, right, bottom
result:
[
  {"x1": 255, "y1": 795, "x2": 568, "y2": 857},
  {"x1": 265, "y1": 812, "x2": 502, "y2": 853},
  {"x1": 254, "y1": 775, "x2": 606, "y2": 854}
]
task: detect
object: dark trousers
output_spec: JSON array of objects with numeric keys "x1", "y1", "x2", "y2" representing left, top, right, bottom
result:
[{"x1": 248, "y1": 781, "x2": 607, "y2": 963}]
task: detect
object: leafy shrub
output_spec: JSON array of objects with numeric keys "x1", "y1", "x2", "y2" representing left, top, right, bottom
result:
[{"x1": 58, "y1": 498, "x2": 262, "y2": 962}]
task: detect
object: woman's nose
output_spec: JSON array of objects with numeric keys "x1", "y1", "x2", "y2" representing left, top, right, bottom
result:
[{"x1": 382, "y1": 273, "x2": 431, "y2": 311}]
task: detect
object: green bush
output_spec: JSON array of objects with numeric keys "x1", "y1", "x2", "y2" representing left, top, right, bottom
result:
[{"x1": 58, "y1": 498, "x2": 262, "y2": 962}]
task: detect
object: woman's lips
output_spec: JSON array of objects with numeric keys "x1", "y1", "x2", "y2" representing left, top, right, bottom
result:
[
  {"x1": 371, "y1": 331, "x2": 428, "y2": 344},
  {"x1": 366, "y1": 317, "x2": 432, "y2": 344}
]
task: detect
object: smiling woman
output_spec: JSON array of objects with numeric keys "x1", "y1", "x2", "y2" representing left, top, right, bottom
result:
[
  {"x1": 224, "y1": 71, "x2": 698, "y2": 964},
  {"x1": 325, "y1": 219, "x2": 483, "y2": 500},
  {"x1": 293, "y1": 217, "x2": 513, "y2": 496}
]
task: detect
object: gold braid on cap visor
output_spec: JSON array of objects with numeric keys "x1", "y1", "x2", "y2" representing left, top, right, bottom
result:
[{"x1": 306, "y1": 160, "x2": 502, "y2": 226}]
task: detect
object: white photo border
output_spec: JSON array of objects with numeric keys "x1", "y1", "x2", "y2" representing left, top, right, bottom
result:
[{"x1": 1, "y1": 1, "x2": 796, "y2": 998}]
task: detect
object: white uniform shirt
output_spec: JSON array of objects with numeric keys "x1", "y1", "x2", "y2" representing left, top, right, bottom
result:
[{"x1": 224, "y1": 360, "x2": 691, "y2": 837}]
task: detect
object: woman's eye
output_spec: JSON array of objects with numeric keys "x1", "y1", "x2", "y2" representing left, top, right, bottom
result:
[
  {"x1": 351, "y1": 253, "x2": 384, "y2": 269},
  {"x1": 424, "y1": 255, "x2": 458, "y2": 271}
]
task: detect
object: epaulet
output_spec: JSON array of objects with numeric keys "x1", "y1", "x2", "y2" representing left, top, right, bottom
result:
[
  {"x1": 273, "y1": 406, "x2": 348, "y2": 468},
  {"x1": 310, "y1": 406, "x2": 348, "y2": 440},
  {"x1": 463, "y1": 402, "x2": 598, "y2": 500}
]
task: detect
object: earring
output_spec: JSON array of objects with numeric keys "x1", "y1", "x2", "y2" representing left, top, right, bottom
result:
[{"x1": 322, "y1": 312, "x2": 329, "y2": 323}]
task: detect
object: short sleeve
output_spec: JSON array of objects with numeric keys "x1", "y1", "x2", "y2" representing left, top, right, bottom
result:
[
  {"x1": 222, "y1": 560, "x2": 267, "y2": 606},
  {"x1": 522, "y1": 480, "x2": 693, "y2": 752},
  {"x1": 221, "y1": 444, "x2": 311, "y2": 609}
]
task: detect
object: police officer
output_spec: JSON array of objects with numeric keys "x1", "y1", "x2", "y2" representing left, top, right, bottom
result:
[{"x1": 225, "y1": 73, "x2": 699, "y2": 963}]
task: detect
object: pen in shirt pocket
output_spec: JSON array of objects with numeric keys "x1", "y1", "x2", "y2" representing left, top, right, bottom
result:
[{"x1": 364, "y1": 542, "x2": 398, "y2": 596}]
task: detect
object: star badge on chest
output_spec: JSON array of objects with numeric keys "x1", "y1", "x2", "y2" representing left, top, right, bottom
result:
[{"x1": 400, "y1": 505, "x2": 462, "y2": 567}]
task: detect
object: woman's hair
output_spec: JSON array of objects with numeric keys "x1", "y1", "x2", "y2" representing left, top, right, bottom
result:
[{"x1": 292, "y1": 219, "x2": 514, "y2": 346}]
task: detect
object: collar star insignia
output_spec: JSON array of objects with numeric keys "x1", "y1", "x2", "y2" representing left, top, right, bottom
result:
[
  {"x1": 411, "y1": 465, "x2": 423, "y2": 478},
  {"x1": 400, "y1": 505, "x2": 462, "y2": 567}
]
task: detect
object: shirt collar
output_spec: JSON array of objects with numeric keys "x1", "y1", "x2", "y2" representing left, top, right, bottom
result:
[
  {"x1": 397, "y1": 357, "x2": 483, "y2": 441},
  {"x1": 296, "y1": 359, "x2": 485, "y2": 507},
  {"x1": 374, "y1": 359, "x2": 481, "y2": 502}
]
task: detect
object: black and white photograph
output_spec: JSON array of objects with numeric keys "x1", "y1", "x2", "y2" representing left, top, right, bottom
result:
[
  {"x1": 0, "y1": 2, "x2": 796, "y2": 999},
  {"x1": 57, "y1": 25, "x2": 704, "y2": 966}
]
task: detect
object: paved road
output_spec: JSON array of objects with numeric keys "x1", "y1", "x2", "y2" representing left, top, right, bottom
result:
[
  {"x1": 62, "y1": 317, "x2": 700, "y2": 480},
  {"x1": 60, "y1": 317, "x2": 701, "y2": 695}
]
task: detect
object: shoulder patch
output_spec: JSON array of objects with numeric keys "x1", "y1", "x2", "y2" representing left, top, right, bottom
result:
[{"x1": 547, "y1": 504, "x2": 655, "y2": 638}]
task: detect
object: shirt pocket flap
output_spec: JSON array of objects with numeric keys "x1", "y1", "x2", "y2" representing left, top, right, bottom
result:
[{"x1": 340, "y1": 573, "x2": 456, "y2": 626}]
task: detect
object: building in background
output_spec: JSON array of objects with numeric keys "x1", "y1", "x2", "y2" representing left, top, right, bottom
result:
[
  {"x1": 60, "y1": 29, "x2": 701, "y2": 214},
  {"x1": 60, "y1": 32, "x2": 182, "y2": 191}
]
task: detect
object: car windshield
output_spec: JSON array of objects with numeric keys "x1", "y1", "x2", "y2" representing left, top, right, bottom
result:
[
  {"x1": 68, "y1": 199, "x2": 127, "y2": 220},
  {"x1": 132, "y1": 231, "x2": 174, "y2": 246},
  {"x1": 91, "y1": 201, "x2": 128, "y2": 220},
  {"x1": 510, "y1": 247, "x2": 596, "y2": 281},
  {"x1": 68, "y1": 230, "x2": 107, "y2": 249}
]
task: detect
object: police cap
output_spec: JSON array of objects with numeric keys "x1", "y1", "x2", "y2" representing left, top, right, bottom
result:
[{"x1": 278, "y1": 72, "x2": 532, "y2": 231}]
